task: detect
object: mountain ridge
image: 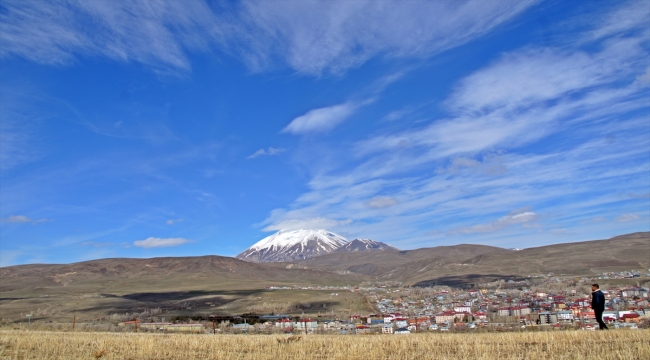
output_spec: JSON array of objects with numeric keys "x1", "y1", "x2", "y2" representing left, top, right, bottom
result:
[{"x1": 236, "y1": 229, "x2": 398, "y2": 263}]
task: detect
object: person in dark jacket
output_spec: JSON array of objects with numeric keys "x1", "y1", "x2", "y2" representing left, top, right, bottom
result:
[{"x1": 591, "y1": 284, "x2": 608, "y2": 330}]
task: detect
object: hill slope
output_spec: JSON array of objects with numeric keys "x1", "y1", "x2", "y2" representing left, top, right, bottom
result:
[
  {"x1": 0, "y1": 255, "x2": 355, "y2": 295},
  {"x1": 285, "y1": 232, "x2": 650, "y2": 285}
]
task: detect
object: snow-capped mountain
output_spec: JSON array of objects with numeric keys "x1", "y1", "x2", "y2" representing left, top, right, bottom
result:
[
  {"x1": 236, "y1": 229, "x2": 349, "y2": 263},
  {"x1": 333, "y1": 239, "x2": 398, "y2": 253}
]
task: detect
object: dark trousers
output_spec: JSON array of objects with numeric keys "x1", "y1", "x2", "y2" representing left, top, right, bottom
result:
[{"x1": 594, "y1": 309, "x2": 608, "y2": 330}]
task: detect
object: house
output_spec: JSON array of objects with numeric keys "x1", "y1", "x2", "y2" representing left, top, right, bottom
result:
[
  {"x1": 602, "y1": 314, "x2": 617, "y2": 324},
  {"x1": 408, "y1": 317, "x2": 430, "y2": 328},
  {"x1": 382, "y1": 325, "x2": 394, "y2": 334},
  {"x1": 394, "y1": 318, "x2": 408, "y2": 328},
  {"x1": 579, "y1": 311, "x2": 595, "y2": 319},
  {"x1": 295, "y1": 319, "x2": 318, "y2": 330},
  {"x1": 510, "y1": 307, "x2": 530, "y2": 316},
  {"x1": 538, "y1": 312, "x2": 558, "y2": 325},
  {"x1": 395, "y1": 327, "x2": 410, "y2": 334},
  {"x1": 232, "y1": 323, "x2": 253, "y2": 331},
  {"x1": 275, "y1": 318, "x2": 295, "y2": 329},
  {"x1": 621, "y1": 313, "x2": 640, "y2": 323},
  {"x1": 498, "y1": 307, "x2": 511, "y2": 317},
  {"x1": 322, "y1": 320, "x2": 341, "y2": 329},
  {"x1": 118, "y1": 320, "x2": 141, "y2": 327},
  {"x1": 139, "y1": 322, "x2": 172, "y2": 330},
  {"x1": 165, "y1": 324, "x2": 204, "y2": 333},
  {"x1": 355, "y1": 325, "x2": 371, "y2": 334},
  {"x1": 474, "y1": 311, "x2": 487, "y2": 320},
  {"x1": 557, "y1": 310, "x2": 573, "y2": 321},
  {"x1": 435, "y1": 311, "x2": 458, "y2": 324}
]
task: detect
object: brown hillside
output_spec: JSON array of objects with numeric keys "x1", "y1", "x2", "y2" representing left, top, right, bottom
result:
[
  {"x1": 0, "y1": 255, "x2": 355, "y2": 295},
  {"x1": 277, "y1": 232, "x2": 649, "y2": 286}
]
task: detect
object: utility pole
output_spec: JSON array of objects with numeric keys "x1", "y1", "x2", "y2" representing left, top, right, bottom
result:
[
  {"x1": 26, "y1": 313, "x2": 32, "y2": 328},
  {"x1": 73, "y1": 311, "x2": 77, "y2": 331},
  {"x1": 580, "y1": 301, "x2": 584, "y2": 329}
]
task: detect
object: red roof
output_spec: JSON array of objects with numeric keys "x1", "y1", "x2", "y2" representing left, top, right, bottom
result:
[
  {"x1": 437, "y1": 311, "x2": 456, "y2": 316},
  {"x1": 621, "y1": 313, "x2": 639, "y2": 319}
]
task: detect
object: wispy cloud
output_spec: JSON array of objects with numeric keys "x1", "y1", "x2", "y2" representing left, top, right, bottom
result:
[
  {"x1": 615, "y1": 214, "x2": 640, "y2": 223},
  {"x1": 366, "y1": 197, "x2": 399, "y2": 209},
  {"x1": 282, "y1": 102, "x2": 360, "y2": 135},
  {"x1": 448, "y1": 209, "x2": 539, "y2": 235},
  {"x1": 133, "y1": 237, "x2": 192, "y2": 248},
  {"x1": 1, "y1": 215, "x2": 49, "y2": 224},
  {"x1": 581, "y1": 216, "x2": 607, "y2": 224},
  {"x1": 0, "y1": 0, "x2": 538, "y2": 75},
  {"x1": 81, "y1": 241, "x2": 114, "y2": 248},
  {"x1": 0, "y1": 0, "x2": 223, "y2": 75},
  {"x1": 260, "y1": 3, "x2": 650, "y2": 247},
  {"x1": 587, "y1": 0, "x2": 650, "y2": 41},
  {"x1": 166, "y1": 218, "x2": 184, "y2": 225},
  {"x1": 247, "y1": 147, "x2": 286, "y2": 159},
  {"x1": 262, "y1": 217, "x2": 352, "y2": 232},
  {"x1": 235, "y1": 0, "x2": 538, "y2": 74}
]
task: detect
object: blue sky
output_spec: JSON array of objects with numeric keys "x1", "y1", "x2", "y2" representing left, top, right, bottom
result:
[{"x1": 1, "y1": 0, "x2": 648, "y2": 266}]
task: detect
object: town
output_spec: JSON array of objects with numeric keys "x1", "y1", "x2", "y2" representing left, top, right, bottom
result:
[{"x1": 115, "y1": 271, "x2": 649, "y2": 335}]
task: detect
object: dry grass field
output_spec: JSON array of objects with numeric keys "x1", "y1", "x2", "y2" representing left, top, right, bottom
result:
[{"x1": 1, "y1": 329, "x2": 649, "y2": 359}]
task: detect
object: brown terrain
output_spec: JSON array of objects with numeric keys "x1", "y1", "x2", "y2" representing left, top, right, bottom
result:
[
  {"x1": 0, "y1": 232, "x2": 647, "y2": 322},
  {"x1": 276, "y1": 232, "x2": 650, "y2": 286}
]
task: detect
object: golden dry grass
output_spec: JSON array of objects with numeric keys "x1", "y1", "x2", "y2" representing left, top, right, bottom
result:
[{"x1": 1, "y1": 329, "x2": 648, "y2": 359}]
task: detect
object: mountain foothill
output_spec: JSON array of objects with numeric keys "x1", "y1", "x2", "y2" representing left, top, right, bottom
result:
[{"x1": 2, "y1": 230, "x2": 648, "y2": 293}]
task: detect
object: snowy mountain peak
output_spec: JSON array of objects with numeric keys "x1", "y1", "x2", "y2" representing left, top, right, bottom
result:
[
  {"x1": 334, "y1": 239, "x2": 399, "y2": 253},
  {"x1": 237, "y1": 229, "x2": 349, "y2": 263}
]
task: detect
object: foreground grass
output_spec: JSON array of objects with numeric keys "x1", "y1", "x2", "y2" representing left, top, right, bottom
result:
[{"x1": 1, "y1": 330, "x2": 649, "y2": 359}]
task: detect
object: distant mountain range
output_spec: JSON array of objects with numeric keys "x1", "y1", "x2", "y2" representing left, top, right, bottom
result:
[
  {"x1": 280, "y1": 232, "x2": 650, "y2": 286},
  {"x1": 1, "y1": 232, "x2": 648, "y2": 294},
  {"x1": 236, "y1": 229, "x2": 396, "y2": 263},
  {"x1": 2, "y1": 232, "x2": 646, "y2": 325}
]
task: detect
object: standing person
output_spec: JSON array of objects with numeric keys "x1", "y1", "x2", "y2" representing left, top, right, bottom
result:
[{"x1": 591, "y1": 284, "x2": 608, "y2": 330}]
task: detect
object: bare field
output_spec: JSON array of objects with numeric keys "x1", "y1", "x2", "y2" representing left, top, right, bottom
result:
[
  {"x1": 1, "y1": 330, "x2": 649, "y2": 359},
  {"x1": 0, "y1": 289, "x2": 370, "y2": 325}
]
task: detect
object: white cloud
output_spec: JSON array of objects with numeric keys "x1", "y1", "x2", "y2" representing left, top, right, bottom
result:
[
  {"x1": 256, "y1": 2, "x2": 649, "y2": 248},
  {"x1": 581, "y1": 217, "x2": 607, "y2": 224},
  {"x1": 550, "y1": 228, "x2": 572, "y2": 236},
  {"x1": 236, "y1": 0, "x2": 538, "y2": 74},
  {"x1": 366, "y1": 196, "x2": 399, "y2": 209},
  {"x1": 166, "y1": 218, "x2": 184, "y2": 225},
  {"x1": 615, "y1": 214, "x2": 640, "y2": 223},
  {"x1": 1, "y1": 215, "x2": 49, "y2": 223},
  {"x1": 0, "y1": 0, "x2": 223, "y2": 75},
  {"x1": 81, "y1": 241, "x2": 114, "y2": 248},
  {"x1": 263, "y1": 217, "x2": 352, "y2": 232},
  {"x1": 0, "y1": 0, "x2": 538, "y2": 75},
  {"x1": 588, "y1": 1, "x2": 650, "y2": 41},
  {"x1": 133, "y1": 237, "x2": 192, "y2": 248},
  {"x1": 636, "y1": 67, "x2": 650, "y2": 87},
  {"x1": 435, "y1": 156, "x2": 507, "y2": 176},
  {"x1": 247, "y1": 147, "x2": 286, "y2": 159},
  {"x1": 282, "y1": 102, "x2": 358, "y2": 135},
  {"x1": 357, "y1": 36, "x2": 648, "y2": 159},
  {"x1": 449, "y1": 209, "x2": 539, "y2": 235}
]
